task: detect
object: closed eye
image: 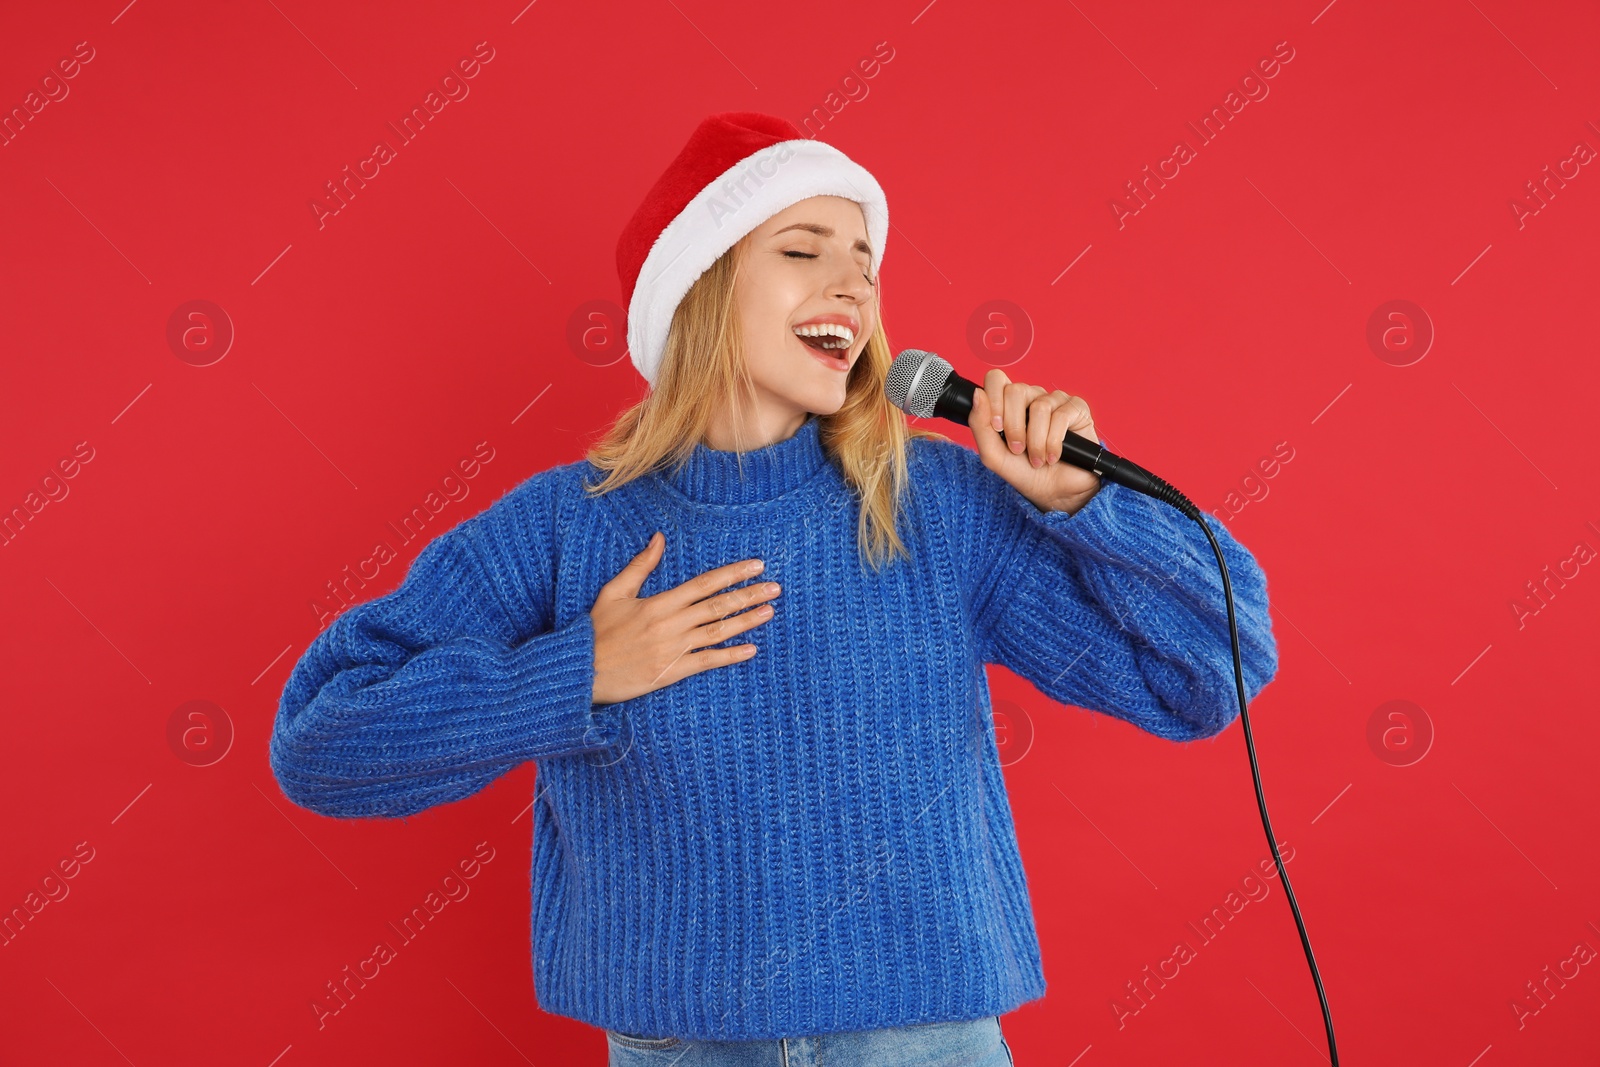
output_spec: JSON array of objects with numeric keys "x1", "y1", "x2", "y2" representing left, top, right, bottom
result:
[{"x1": 783, "y1": 249, "x2": 877, "y2": 286}]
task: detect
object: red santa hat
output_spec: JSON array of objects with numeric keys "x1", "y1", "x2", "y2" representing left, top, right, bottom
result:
[{"x1": 616, "y1": 111, "x2": 889, "y2": 388}]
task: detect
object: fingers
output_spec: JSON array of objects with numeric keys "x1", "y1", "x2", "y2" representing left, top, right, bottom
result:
[
  {"x1": 696, "y1": 579, "x2": 781, "y2": 628},
  {"x1": 983, "y1": 368, "x2": 1010, "y2": 435},
  {"x1": 1058, "y1": 393, "x2": 1095, "y2": 452},
  {"x1": 971, "y1": 383, "x2": 1009, "y2": 469},
  {"x1": 983, "y1": 367, "x2": 1043, "y2": 454},
  {"x1": 656, "y1": 554, "x2": 766, "y2": 614},
  {"x1": 605, "y1": 530, "x2": 665, "y2": 598},
  {"x1": 1046, "y1": 402, "x2": 1074, "y2": 464},
  {"x1": 680, "y1": 641, "x2": 761, "y2": 679},
  {"x1": 1005, "y1": 383, "x2": 1041, "y2": 457},
  {"x1": 607, "y1": 532, "x2": 764, "y2": 612},
  {"x1": 1026, "y1": 393, "x2": 1058, "y2": 467},
  {"x1": 653, "y1": 610, "x2": 768, "y2": 689},
  {"x1": 689, "y1": 593, "x2": 775, "y2": 648},
  {"x1": 975, "y1": 369, "x2": 1097, "y2": 467},
  {"x1": 979, "y1": 369, "x2": 1048, "y2": 464},
  {"x1": 665, "y1": 576, "x2": 780, "y2": 683}
]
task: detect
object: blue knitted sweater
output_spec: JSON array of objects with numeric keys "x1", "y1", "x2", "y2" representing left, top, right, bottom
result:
[{"x1": 270, "y1": 413, "x2": 1278, "y2": 1041}]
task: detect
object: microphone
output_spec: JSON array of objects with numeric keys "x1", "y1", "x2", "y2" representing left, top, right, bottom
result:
[{"x1": 884, "y1": 348, "x2": 1199, "y2": 519}]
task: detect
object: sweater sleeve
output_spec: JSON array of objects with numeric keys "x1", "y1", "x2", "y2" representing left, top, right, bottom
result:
[
  {"x1": 269, "y1": 512, "x2": 620, "y2": 820},
  {"x1": 932, "y1": 438, "x2": 1278, "y2": 742}
]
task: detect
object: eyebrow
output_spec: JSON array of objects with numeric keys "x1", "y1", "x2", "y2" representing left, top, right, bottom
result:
[{"x1": 771, "y1": 222, "x2": 873, "y2": 259}]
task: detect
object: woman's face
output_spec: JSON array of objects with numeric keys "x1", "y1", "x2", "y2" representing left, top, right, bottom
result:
[{"x1": 732, "y1": 195, "x2": 879, "y2": 420}]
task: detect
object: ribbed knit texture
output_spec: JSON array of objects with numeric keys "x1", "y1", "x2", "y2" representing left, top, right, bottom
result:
[{"x1": 270, "y1": 413, "x2": 1279, "y2": 1041}]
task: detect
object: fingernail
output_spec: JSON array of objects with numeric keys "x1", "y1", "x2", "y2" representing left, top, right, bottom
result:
[
  {"x1": 1031, "y1": 456, "x2": 1043, "y2": 468},
  {"x1": 1010, "y1": 441, "x2": 1024, "y2": 454},
  {"x1": 750, "y1": 560, "x2": 764, "y2": 573},
  {"x1": 991, "y1": 416, "x2": 1004, "y2": 432}
]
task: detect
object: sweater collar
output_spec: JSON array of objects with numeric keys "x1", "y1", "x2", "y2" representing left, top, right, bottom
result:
[{"x1": 661, "y1": 414, "x2": 829, "y2": 505}]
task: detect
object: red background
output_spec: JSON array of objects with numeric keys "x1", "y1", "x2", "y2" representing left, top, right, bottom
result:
[{"x1": 3, "y1": 0, "x2": 1597, "y2": 1063}]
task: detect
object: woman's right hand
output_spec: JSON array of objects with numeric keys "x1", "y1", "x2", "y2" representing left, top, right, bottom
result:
[{"x1": 589, "y1": 531, "x2": 780, "y2": 706}]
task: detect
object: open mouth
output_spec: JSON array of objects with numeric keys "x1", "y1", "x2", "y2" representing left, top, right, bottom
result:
[
  {"x1": 793, "y1": 330, "x2": 850, "y2": 370},
  {"x1": 792, "y1": 323, "x2": 855, "y2": 351}
]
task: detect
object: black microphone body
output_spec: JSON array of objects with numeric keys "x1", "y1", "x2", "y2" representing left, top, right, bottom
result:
[{"x1": 884, "y1": 348, "x2": 1199, "y2": 519}]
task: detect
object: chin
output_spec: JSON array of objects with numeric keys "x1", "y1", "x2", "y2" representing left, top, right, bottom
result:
[{"x1": 791, "y1": 385, "x2": 847, "y2": 417}]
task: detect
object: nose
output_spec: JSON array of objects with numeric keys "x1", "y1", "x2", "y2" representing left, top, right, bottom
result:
[{"x1": 829, "y1": 257, "x2": 875, "y2": 304}]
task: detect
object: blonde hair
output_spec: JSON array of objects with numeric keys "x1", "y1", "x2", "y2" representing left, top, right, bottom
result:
[{"x1": 583, "y1": 232, "x2": 948, "y2": 571}]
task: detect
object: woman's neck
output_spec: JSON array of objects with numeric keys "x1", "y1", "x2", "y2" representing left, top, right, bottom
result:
[{"x1": 700, "y1": 408, "x2": 813, "y2": 453}]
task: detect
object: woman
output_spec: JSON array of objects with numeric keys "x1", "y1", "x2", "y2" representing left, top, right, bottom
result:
[{"x1": 270, "y1": 112, "x2": 1279, "y2": 1065}]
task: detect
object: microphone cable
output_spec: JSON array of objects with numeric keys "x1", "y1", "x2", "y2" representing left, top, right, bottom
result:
[
  {"x1": 1133, "y1": 470, "x2": 1339, "y2": 1067},
  {"x1": 887, "y1": 348, "x2": 1339, "y2": 1064}
]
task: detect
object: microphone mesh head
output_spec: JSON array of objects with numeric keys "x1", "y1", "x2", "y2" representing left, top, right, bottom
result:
[{"x1": 885, "y1": 348, "x2": 952, "y2": 419}]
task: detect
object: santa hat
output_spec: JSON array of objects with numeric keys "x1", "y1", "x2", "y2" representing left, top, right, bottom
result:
[{"x1": 616, "y1": 111, "x2": 889, "y2": 388}]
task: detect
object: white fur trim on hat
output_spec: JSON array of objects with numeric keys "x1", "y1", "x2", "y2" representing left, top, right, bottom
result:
[{"x1": 627, "y1": 138, "x2": 888, "y2": 388}]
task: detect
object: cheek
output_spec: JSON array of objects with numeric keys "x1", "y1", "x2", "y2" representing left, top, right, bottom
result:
[
  {"x1": 737, "y1": 283, "x2": 808, "y2": 358},
  {"x1": 736, "y1": 303, "x2": 782, "y2": 357},
  {"x1": 733, "y1": 313, "x2": 793, "y2": 380},
  {"x1": 735, "y1": 280, "x2": 789, "y2": 341}
]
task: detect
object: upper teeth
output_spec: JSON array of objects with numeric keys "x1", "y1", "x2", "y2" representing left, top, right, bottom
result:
[{"x1": 793, "y1": 323, "x2": 855, "y2": 349}]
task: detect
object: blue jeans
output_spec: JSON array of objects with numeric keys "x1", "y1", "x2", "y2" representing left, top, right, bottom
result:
[{"x1": 604, "y1": 1015, "x2": 1015, "y2": 1066}]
